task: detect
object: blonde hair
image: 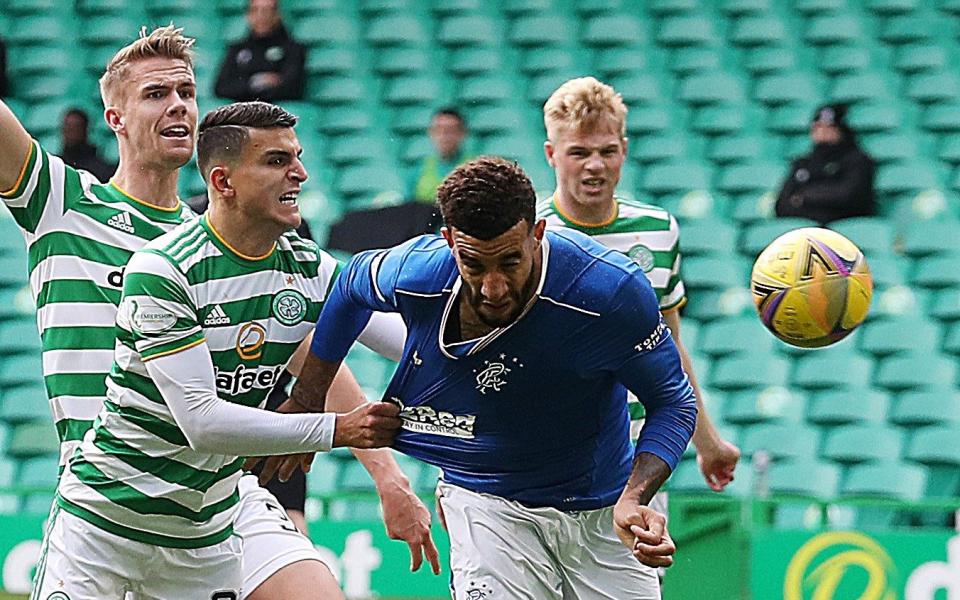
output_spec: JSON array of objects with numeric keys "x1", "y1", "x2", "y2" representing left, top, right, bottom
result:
[
  {"x1": 99, "y1": 25, "x2": 196, "y2": 107},
  {"x1": 543, "y1": 76, "x2": 628, "y2": 141}
]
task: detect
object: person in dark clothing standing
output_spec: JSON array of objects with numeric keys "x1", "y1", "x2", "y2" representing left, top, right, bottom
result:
[
  {"x1": 60, "y1": 108, "x2": 117, "y2": 183},
  {"x1": 776, "y1": 103, "x2": 876, "y2": 225},
  {"x1": 214, "y1": 0, "x2": 306, "y2": 102}
]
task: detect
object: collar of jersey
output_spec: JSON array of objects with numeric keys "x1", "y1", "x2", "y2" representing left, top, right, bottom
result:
[
  {"x1": 549, "y1": 194, "x2": 619, "y2": 230},
  {"x1": 437, "y1": 236, "x2": 551, "y2": 360},
  {"x1": 201, "y1": 214, "x2": 277, "y2": 265},
  {"x1": 106, "y1": 180, "x2": 184, "y2": 221}
]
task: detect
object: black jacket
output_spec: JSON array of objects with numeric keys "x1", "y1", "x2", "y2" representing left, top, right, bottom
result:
[
  {"x1": 61, "y1": 142, "x2": 116, "y2": 183},
  {"x1": 214, "y1": 25, "x2": 306, "y2": 102},
  {"x1": 775, "y1": 139, "x2": 876, "y2": 225}
]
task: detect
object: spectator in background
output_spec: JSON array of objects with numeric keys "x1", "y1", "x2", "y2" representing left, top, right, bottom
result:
[
  {"x1": 407, "y1": 107, "x2": 472, "y2": 204},
  {"x1": 0, "y1": 36, "x2": 8, "y2": 98},
  {"x1": 214, "y1": 0, "x2": 306, "y2": 102},
  {"x1": 776, "y1": 103, "x2": 876, "y2": 225},
  {"x1": 60, "y1": 107, "x2": 116, "y2": 182}
]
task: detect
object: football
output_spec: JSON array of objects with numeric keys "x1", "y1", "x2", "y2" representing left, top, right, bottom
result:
[{"x1": 750, "y1": 227, "x2": 873, "y2": 348}]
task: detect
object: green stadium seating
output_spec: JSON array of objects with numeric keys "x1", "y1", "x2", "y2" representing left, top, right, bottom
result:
[
  {"x1": 432, "y1": 0, "x2": 484, "y2": 15},
  {"x1": 668, "y1": 47, "x2": 724, "y2": 75},
  {"x1": 793, "y1": 353, "x2": 874, "y2": 390},
  {"x1": 823, "y1": 424, "x2": 905, "y2": 464},
  {"x1": 384, "y1": 75, "x2": 445, "y2": 106},
  {"x1": 448, "y1": 47, "x2": 503, "y2": 76},
  {"x1": 723, "y1": 387, "x2": 806, "y2": 425},
  {"x1": 741, "y1": 423, "x2": 820, "y2": 460},
  {"x1": 8, "y1": 421, "x2": 58, "y2": 457},
  {"x1": 913, "y1": 254, "x2": 960, "y2": 289},
  {"x1": 739, "y1": 218, "x2": 819, "y2": 256},
  {"x1": 366, "y1": 14, "x2": 428, "y2": 47},
  {"x1": 907, "y1": 72, "x2": 960, "y2": 104},
  {"x1": 859, "y1": 317, "x2": 940, "y2": 356},
  {"x1": 691, "y1": 106, "x2": 747, "y2": 135},
  {"x1": 390, "y1": 106, "x2": 434, "y2": 136},
  {"x1": 294, "y1": 15, "x2": 359, "y2": 46},
  {"x1": 754, "y1": 72, "x2": 821, "y2": 106},
  {"x1": 657, "y1": 16, "x2": 718, "y2": 46},
  {"x1": 807, "y1": 389, "x2": 890, "y2": 426},
  {"x1": 880, "y1": 15, "x2": 937, "y2": 44},
  {"x1": 830, "y1": 216, "x2": 895, "y2": 255},
  {"x1": 831, "y1": 72, "x2": 895, "y2": 105},
  {"x1": 0, "y1": 384, "x2": 50, "y2": 424},
  {"x1": 876, "y1": 354, "x2": 957, "y2": 390},
  {"x1": 744, "y1": 46, "x2": 798, "y2": 75},
  {"x1": 795, "y1": 0, "x2": 846, "y2": 13},
  {"x1": 684, "y1": 288, "x2": 755, "y2": 322},
  {"x1": 625, "y1": 105, "x2": 673, "y2": 135},
  {"x1": 805, "y1": 14, "x2": 863, "y2": 46},
  {"x1": 437, "y1": 15, "x2": 498, "y2": 47},
  {"x1": 640, "y1": 161, "x2": 712, "y2": 195},
  {"x1": 708, "y1": 135, "x2": 767, "y2": 164},
  {"x1": 730, "y1": 15, "x2": 789, "y2": 47},
  {"x1": 610, "y1": 73, "x2": 666, "y2": 106},
  {"x1": 336, "y1": 164, "x2": 404, "y2": 199},
  {"x1": 360, "y1": 0, "x2": 412, "y2": 13},
  {"x1": 943, "y1": 322, "x2": 960, "y2": 355},
  {"x1": 318, "y1": 107, "x2": 372, "y2": 136},
  {"x1": 712, "y1": 354, "x2": 791, "y2": 390},
  {"x1": 582, "y1": 15, "x2": 645, "y2": 48},
  {"x1": 700, "y1": 316, "x2": 774, "y2": 356},
  {"x1": 373, "y1": 48, "x2": 429, "y2": 75},
  {"x1": 876, "y1": 161, "x2": 941, "y2": 195},
  {"x1": 931, "y1": 289, "x2": 960, "y2": 321},
  {"x1": 458, "y1": 75, "x2": 514, "y2": 105},
  {"x1": 902, "y1": 220, "x2": 960, "y2": 256},
  {"x1": 939, "y1": 137, "x2": 960, "y2": 164},
  {"x1": 869, "y1": 0, "x2": 920, "y2": 13},
  {"x1": 895, "y1": 43, "x2": 949, "y2": 73},
  {"x1": 6, "y1": 16, "x2": 67, "y2": 44},
  {"x1": 504, "y1": 0, "x2": 552, "y2": 14},
  {"x1": 17, "y1": 455, "x2": 58, "y2": 490},
  {"x1": 668, "y1": 457, "x2": 754, "y2": 496},
  {"x1": 679, "y1": 73, "x2": 746, "y2": 105},
  {"x1": 510, "y1": 15, "x2": 575, "y2": 47},
  {"x1": 906, "y1": 426, "x2": 960, "y2": 498},
  {"x1": 677, "y1": 219, "x2": 738, "y2": 256},
  {"x1": 521, "y1": 48, "x2": 577, "y2": 76},
  {"x1": 649, "y1": 0, "x2": 699, "y2": 14},
  {"x1": 922, "y1": 103, "x2": 960, "y2": 132},
  {"x1": 890, "y1": 388, "x2": 960, "y2": 427},
  {"x1": 307, "y1": 76, "x2": 368, "y2": 106},
  {"x1": 838, "y1": 461, "x2": 926, "y2": 528},
  {"x1": 819, "y1": 45, "x2": 873, "y2": 75},
  {"x1": 866, "y1": 254, "x2": 907, "y2": 289},
  {"x1": 339, "y1": 459, "x2": 379, "y2": 493},
  {"x1": 766, "y1": 103, "x2": 815, "y2": 134},
  {"x1": 720, "y1": 0, "x2": 772, "y2": 14},
  {"x1": 682, "y1": 256, "x2": 749, "y2": 291},
  {"x1": 769, "y1": 458, "x2": 841, "y2": 498},
  {"x1": 717, "y1": 161, "x2": 783, "y2": 195},
  {"x1": 631, "y1": 134, "x2": 687, "y2": 164}
]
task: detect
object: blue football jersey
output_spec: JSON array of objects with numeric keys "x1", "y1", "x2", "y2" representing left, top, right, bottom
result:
[{"x1": 312, "y1": 229, "x2": 696, "y2": 511}]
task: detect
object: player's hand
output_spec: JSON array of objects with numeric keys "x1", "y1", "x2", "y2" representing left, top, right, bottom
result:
[
  {"x1": 245, "y1": 453, "x2": 315, "y2": 486},
  {"x1": 696, "y1": 437, "x2": 741, "y2": 492},
  {"x1": 333, "y1": 402, "x2": 403, "y2": 448},
  {"x1": 380, "y1": 482, "x2": 441, "y2": 575},
  {"x1": 613, "y1": 500, "x2": 675, "y2": 568}
]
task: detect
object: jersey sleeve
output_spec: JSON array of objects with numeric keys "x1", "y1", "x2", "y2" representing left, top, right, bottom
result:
[
  {"x1": 0, "y1": 139, "x2": 88, "y2": 234},
  {"x1": 117, "y1": 250, "x2": 203, "y2": 362},
  {"x1": 310, "y1": 238, "x2": 418, "y2": 362},
  {"x1": 580, "y1": 271, "x2": 697, "y2": 470},
  {"x1": 659, "y1": 214, "x2": 686, "y2": 311}
]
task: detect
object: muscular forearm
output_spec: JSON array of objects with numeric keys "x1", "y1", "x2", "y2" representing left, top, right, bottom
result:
[{"x1": 622, "y1": 452, "x2": 672, "y2": 506}]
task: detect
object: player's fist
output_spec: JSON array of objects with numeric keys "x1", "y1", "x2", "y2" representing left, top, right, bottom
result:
[
  {"x1": 333, "y1": 402, "x2": 403, "y2": 448},
  {"x1": 613, "y1": 500, "x2": 676, "y2": 568}
]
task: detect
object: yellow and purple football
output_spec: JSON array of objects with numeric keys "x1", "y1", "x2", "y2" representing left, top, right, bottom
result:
[{"x1": 751, "y1": 227, "x2": 873, "y2": 348}]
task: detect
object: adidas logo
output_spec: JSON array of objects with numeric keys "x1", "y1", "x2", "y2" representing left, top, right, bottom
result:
[
  {"x1": 106, "y1": 211, "x2": 135, "y2": 233},
  {"x1": 204, "y1": 305, "x2": 231, "y2": 326}
]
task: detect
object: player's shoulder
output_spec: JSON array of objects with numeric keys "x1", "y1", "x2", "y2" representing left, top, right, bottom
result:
[
  {"x1": 613, "y1": 197, "x2": 677, "y2": 227},
  {"x1": 137, "y1": 216, "x2": 207, "y2": 268},
  {"x1": 277, "y1": 229, "x2": 323, "y2": 262},
  {"x1": 545, "y1": 229, "x2": 645, "y2": 303},
  {"x1": 386, "y1": 234, "x2": 458, "y2": 293}
]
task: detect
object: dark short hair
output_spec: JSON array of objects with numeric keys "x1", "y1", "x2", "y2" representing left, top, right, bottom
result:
[
  {"x1": 63, "y1": 107, "x2": 89, "y2": 127},
  {"x1": 433, "y1": 106, "x2": 466, "y2": 129},
  {"x1": 196, "y1": 101, "x2": 297, "y2": 181},
  {"x1": 437, "y1": 156, "x2": 536, "y2": 240}
]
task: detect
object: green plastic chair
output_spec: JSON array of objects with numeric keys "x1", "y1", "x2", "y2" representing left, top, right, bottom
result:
[
  {"x1": 711, "y1": 354, "x2": 791, "y2": 390},
  {"x1": 640, "y1": 161, "x2": 712, "y2": 195},
  {"x1": 795, "y1": 0, "x2": 846, "y2": 13},
  {"x1": 293, "y1": 15, "x2": 358, "y2": 46},
  {"x1": 708, "y1": 135, "x2": 765, "y2": 164},
  {"x1": 859, "y1": 317, "x2": 940, "y2": 356},
  {"x1": 528, "y1": 70, "x2": 589, "y2": 105},
  {"x1": 8, "y1": 421, "x2": 58, "y2": 457},
  {"x1": 385, "y1": 75, "x2": 443, "y2": 106},
  {"x1": 504, "y1": 0, "x2": 552, "y2": 14},
  {"x1": 582, "y1": 14, "x2": 644, "y2": 47},
  {"x1": 683, "y1": 288, "x2": 754, "y2": 322},
  {"x1": 865, "y1": 254, "x2": 906, "y2": 289},
  {"x1": 306, "y1": 453, "x2": 343, "y2": 497},
  {"x1": 6, "y1": 16, "x2": 67, "y2": 45},
  {"x1": 509, "y1": 15, "x2": 574, "y2": 47},
  {"x1": 717, "y1": 161, "x2": 783, "y2": 195},
  {"x1": 468, "y1": 105, "x2": 526, "y2": 136},
  {"x1": 880, "y1": 15, "x2": 936, "y2": 44},
  {"x1": 16, "y1": 455, "x2": 58, "y2": 489},
  {"x1": 864, "y1": 132, "x2": 922, "y2": 164},
  {"x1": 876, "y1": 354, "x2": 957, "y2": 390},
  {"x1": 839, "y1": 461, "x2": 926, "y2": 529},
  {"x1": 868, "y1": 0, "x2": 919, "y2": 13},
  {"x1": 307, "y1": 76, "x2": 367, "y2": 106},
  {"x1": 739, "y1": 218, "x2": 819, "y2": 256},
  {"x1": 895, "y1": 43, "x2": 948, "y2": 73},
  {"x1": 922, "y1": 103, "x2": 960, "y2": 132},
  {"x1": 366, "y1": 14, "x2": 427, "y2": 46},
  {"x1": 626, "y1": 106, "x2": 673, "y2": 135},
  {"x1": 876, "y1": 161, "x2": 941, "y2": 195},
  {"x1": 754, "y1": 73, "x2": 821, "y2": 106},
  {"x1": 931, "y1": 289, "x2": 960, "y2": 321},
  {"x1": 720, "y1": 0, "x2": 771, "y2": 14},
  {"x1": 328, "y1": 135, "x2": 389, "y2": 166},
  {"x1": 0, "y1": 321, "x2": 41, "y2": 357},
  {"x1": 723, "y1": 387, "x2": 806, "y2": 425},
  {"x1": 359, "y1": 0, "x2": 412, "y2": 13},
  {"x1": 649, "y1": 0, "x2": 699, "y2": 14},
  {"x1": 389, "y1": 106, "x2": 434, "y2": 136},
  {"x1": 819, "y1": 45, "x2": 872, "y2": 75},
  {"x1": 766, "y1": 103, "x2": 816, "y2": 134},
  {"x1": 912, "y1": 254, "x2": 960, "y2": 289},
  {"x1": 744, "y1": 46, "x2": 797, "y2": 75},
  {"x1": 339, "y1": 459, "x2": 379, "y2": 493},
  {"x1": 373, "y1": 47, "x2": 428, "y2": 76},
  {"x1": 478, "y1": 134, "x2": 541, "y2": 164},
  {"x1": 678, "y1": 72, "x2": 745, "y2": 105},
  {"x1": 741, "y1": 423, "x2": 820, "y2": 460},
  {"x1": 730, "y1": 15, "x2": 788, "y2": 46},
  {"x1": 907, "y1": 72, "x2": 960, "y2": 104},
  {"x1": 793, "y1": 353, "x2": 874, "y2": 390},
  {"x1": 676, "y1": 219, "x2": 738, "y2": 256},
  {"x1": 769, "y1": 458, "x2": 841, "y2": 497},
  {"x1": 939, "y1": 137, "x2": 960, "y2": 164},
  {"x1": 630, "y1": 134, "x2": 687, "y2": 164},
  {"x1": 318, "y1": 107, "x2": 371, "y2": 136},
  {"x1": 902, "y1": 220, "x2": 960, "y2": 256},
  {"x1": 700, "y1": 316, "x2": 775, "y2": 356},
  {"x1": 807, "y1": 389, "x2": 890, "y2": 426},
  {"x1": 691, "y1": 106, "x2": 746, "y2": 135},
  {"x1": 336, "y1": 164, "x2": 404, "y2": 199},
  {"x1": 906, "y1": 426, "x2": 960, "y2": 498},
  {"x1": 830, "y1": 216, "x2": 895, "y2": 256},
  {"x1": 431, "y1": 0, "x2": 483, "y2": 14},
  {"x1": 657, "y1": 16, "x2": 717, "y2": 46},
  {"x1": 611, "y1": 73, "x2": 665, "y2": 106},
  {"x1": 668, "y1": 47, "x2": 723, "y2": 75},
  {"x1": 823, "y1": 424, "x2": 905, "y2": 464},
  {"x1": 0, "y1": 383, "x2": 50, "y2": 423},
  {"x1": 458, "y1": 75, "x2": 514, "y2": 106},
  {"x1": 943, "y1": 322, "x2": 960, "y2": 355},
  {"x1": 594, "y1": 47, "x2": 648, "y2": 78},
  {"x1": 448, "y1": 47, "x2": 503, "y2": 76},
  {"x1": 804, "y1": 14, "x2": 862, "y2": 45},
  {"x1": 306, "y1": 47, "x2": 358, "y2": 75},
  {"x1": 681, "y1": 256, "x2": 748, "y2": 292},
  {"x1": 890, "y1": 388, "x2": 960, "y2": 427},
  {"x1": 668, "y1": 457, "x2": 754, "y2": 496},
  {"x1": 520, "y1": 47, "x2": 577, "y2": 76},
  {"x1": 437, "y1": 15, "x2": 498, "y2": 46},
  {"x1": 831, "y1": 72, "x2": 894, "y2": 105}
]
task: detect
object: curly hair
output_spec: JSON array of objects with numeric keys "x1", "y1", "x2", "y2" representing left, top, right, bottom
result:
[{"x1": 436, "y1": 156, "x2": 536, "y2": 240}]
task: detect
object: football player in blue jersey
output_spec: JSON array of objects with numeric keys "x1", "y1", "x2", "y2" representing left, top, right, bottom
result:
[{"x1": 260, "y1": 157, "x2": 697, "y2": 599}]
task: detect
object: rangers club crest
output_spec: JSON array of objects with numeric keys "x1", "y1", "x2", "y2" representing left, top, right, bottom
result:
[{"x1": 473, "y1": 355, "x2": 524, "y2": 395}]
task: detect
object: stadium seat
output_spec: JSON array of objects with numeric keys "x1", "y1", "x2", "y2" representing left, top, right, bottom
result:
[
  {"x1": 676, "y1": 219, "x2": 738, "y2": 256},
  {"x1": 640, "y1": 161, "x2": 712, "y2": 195},
  {"x1": 793, "y1": 353, "x2": 874, "y2": 390},
  {"x1": 339, "y1": 459, "x2": 379, "y2": 493},
  {"x1": 594, "y1": 47, "x2": 649, "y2": 78},
  {"x1": 293, "y1": 15, "x2": 358, "y2": 46},
  {"x1": 881, "y1": 14, "x2": 937, "y2": 44},
  {"x1": 875, "y1": 161, "x2": 941, "y2": 196},
  {"x1": 708, "y1": 135, "x2": 767, "y2": 164},
  {"x1": 907, "y1": 72, "x2": 960, "y2": 104},
  {"x1": 679, "y1": 72, "x2": 746, "y2": 105},
  {"x1": 922, "y1": 103, "x2": 960, "y2": 133},
  {"x1": 859, "y1": 317, "x2": 941, "y2": 356},
  {"x1": 307, "y1": 76, "x2": 368, "y2": 106},
  {"x1": 389, "y1": 106, "x2": 434, "y2": 136},
  {"x1": 822, "y1": 424, "x2": 905, "y2": 465},
  {"x1": 819, "y1": 44, "x2": 873, "y2": 75},
  {"x1": 712, "y1": 354, "x2": 790, "y2": 390},
  {"x1": 448, "y1": 47, "x2": 503, "y2": 76},
  {"x1": 913, "y1": 254, "x2": 960, "y2": 289},
  {"x1": 766, "y1": 104, "x2": 815, "y2": 134},
  {"x1": 866, "y1": 254, "x2": 907, "y2": 289},
  {"x1": 318, "y1": 107, "x2": 372, "y2": 136},
  {"x1": 720, "y1": 0, "x2": 772, "y2": 14},
  {"x1": 0, "y1": 384, "x2": 50, "y2": 424},
  {"x1": 682, "y1": 256, "x2": 748, "y2": 292},
  {"x1": 582, "y1": 15, "x2": 645, "y2": 48},
  {"x1": 468, "y1": 105, "x2": 527, "y2": 136},
  {"x1": 754, "y1": 72, "x2": 821, "y2": 106},
  {"x1": 716, "y1": 161, "x2": 783, "y2": 195},
  {"x1": 626, "y1": 106, "x2": 674, "y2": 135},
  {"x1": 830, "y1": 216, "x2": 895, "y2": 256},
  {"x1": 8, "y1": 421, "x2": 58, "y2": 457},
  {"x1": 939, "y1": 137, "x2": 960, "y2": 164},
  {"x1": 831, "y1": 72, "x2": 895, "y2": 105},
  {"x1": 700, "y1": 316, "x2": 774, "y2": 356},
  {"x1": 17, "y1": 455, "x2": 58, "y2": 490},
  {"x1": 943, "y1": 322, "x2": 960, "y2": 355},
  {"x1": 838, "y1": 461, "x2": 926, "y2": 528},
  {"x1": 692, "y1": 105, "x2": 751, "y2": 136},
  {"x1": 649, "y1": 0, "x2": 699, "y2": 14},
  {"x1": 807, "y1": 389, "x2": 890, "y2": 426},
  {"x1": 668, "y1": 457, "x2": 754, "y2": 496},
  {"x1": 768, "y1": 458, "x2": 841, "y2": 498},
  {"x1": 730, "y1": 15, "x2": 788, "y2": 47},
  {"x1": 902, "y1": 220, "x2": 960, "y2": 256},
  {"x1": 890, "y1": 388, "x2": 960, "y2": 427},
  {"x1": 931, "y1": 289, "x2": 960, "y2": 321},
  {"x1": 373, "y1": 47, "x2": 429, "y2": 75},
  {"x1": 656, "y1": 16, "x2": 718, "y2": 46},
  {"x1": 804, "y1": 14, "x2": 863, "y2": 45},
  {"x1": 631, "y1": 134, "x2": 687, "y2": 164},
  {"x1": 876, "y1": 354, "x2": 957, "y2": 390},
  {"x1": 336, "y1": 164, "x2": 404, "y2": 199},
  {"x1": 385, "y1": 75, "x2": 444, "y2": 106},
  {"x1": 744, "y1": 46, "x2": 798, "y2": 75},
  {"x1": 723, "y1": 387, "x2": 806, "y2": 425},
  {"x1": 739, "y1": 218, "x2": 819, "y2": 256},
  {"x1": 895, "y1": 43, "x2": 949, "y2": 73},
  {"x1": 437, "y1": 15, "x2": 498, "y2": 47},
  {"x1": 683, "y1": 288, "x2": 755, "y2": 322},
  {"x1": 366, "y1": 14, "x2": 428, "y2": 46},
  {"x1": 610, "y1": 73, "x2": 666, "y2": 106},
  {"x1": 906, "y1": 426, "x2": 960, "y2": 498},
  {"x1": 668, "y1": 47, "x2": 724, "y2": 75},
  {"x1": 306, "y1": 454, "x2": 343, "y2": 498},
  {"x1": 521, "y1": 48, "x2": 578, "y2": 76},
  {"x1": 504, "y1": 0, "x2": 552, "y2": 14},
  {"x1": 458, "y1": 75, "x2": 515, "y2": 106},
  {"x1": 741, "y1": 423, "x2": 820, "y2": 460},
  {"x1": 795, "y1": 0, "x2": 846, "y2": 13}
]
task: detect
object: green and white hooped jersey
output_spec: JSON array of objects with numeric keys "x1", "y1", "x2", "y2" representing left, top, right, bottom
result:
[
  {"x1": 57, "y1": 216, "x2": 340, "y2": 548},
  {"x1": 0, "y1": 141, "x2": 193, "y2": 468},
  {"x1": 539, "y1": 196, "x2": 685, "y2": 423}
]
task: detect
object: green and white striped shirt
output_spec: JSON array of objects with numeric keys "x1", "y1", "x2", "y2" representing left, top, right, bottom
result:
[
  {"x1": 540, "y1": 195, "x2": 686, "y2": 423},
  {"x1": 57, "y1": 215, "x2": 340, "y2": 548},
  {"x1": 0, "y1": 141, "x2": 192, "y2": 468}
]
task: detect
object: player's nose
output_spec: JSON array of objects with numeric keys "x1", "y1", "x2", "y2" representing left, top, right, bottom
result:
[{"x1": 480, "y1": 272, "x2": 508, "y2": 303}]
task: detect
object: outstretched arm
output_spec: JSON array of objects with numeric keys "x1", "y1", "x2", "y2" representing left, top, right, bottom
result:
[{"x1": 0, "y1": 100, "x2": 33, "y2": 194}]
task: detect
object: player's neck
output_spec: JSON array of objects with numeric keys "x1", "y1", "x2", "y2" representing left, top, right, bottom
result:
[
  {"x1": 206, "y1": 204, "x2": 280, "y2": 259},
  {"x1": 553, "y1": 190, "x2": 616, "y2": 227},
  {"x1": 111, "y1": 163, "x2": 180, "y2": 210}
]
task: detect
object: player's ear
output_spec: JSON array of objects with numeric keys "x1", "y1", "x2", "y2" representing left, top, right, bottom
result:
[
  {"x1": 105, "y1": 107, "x2": 124, "y2": 133},
  {"x1": 544, "y1": 140, "x2": 555, "y2": 167},
  {"x1": 210, "y1": 165, "x2": 234, "y2": 197},
  {"x1": 532, "y1": 219, "x2": 546, "y2": 241},
  {"x1": 440, "y1": 227, "x2": 454, "y2": 248},
  {"x1": 621, "y1": 136, "x2": 629, "y2": 156}
]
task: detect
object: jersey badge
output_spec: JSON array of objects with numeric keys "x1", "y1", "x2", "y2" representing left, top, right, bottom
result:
[
  {"x1": 130, "y1": 300, "x2": 176, "y2": 334},
  {"x1": 627, "y1": 244, "x2": 655, "y2": 273},
  {"x1": 237, "y1": 322, "x2": 266, "y2": 360},
  {"x1": 204, "y1": 304, "x2": 231, "y2": 326},
  {"x1": 473, "y1": 355, "x2": 524, "y2": 395},
  {"x1": 272, "y1": 289, "x2": 307, "y2": 325},
  {"x1": 106, "y1": 211, "x2": 135, "y2": 234}
]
